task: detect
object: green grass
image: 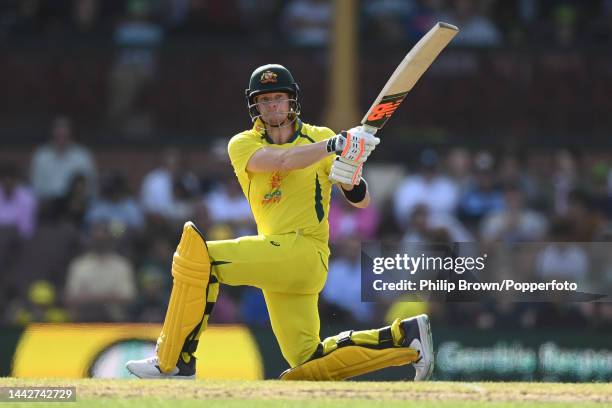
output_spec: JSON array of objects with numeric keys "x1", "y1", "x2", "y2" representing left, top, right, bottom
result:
[{"x1": 0, "y1": 378, "x2": 610, "y2": 408}]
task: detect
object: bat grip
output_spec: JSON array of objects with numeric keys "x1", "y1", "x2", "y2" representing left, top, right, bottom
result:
[{"x1": 361, "y1": 124, "x2": 378, "y2": 135}]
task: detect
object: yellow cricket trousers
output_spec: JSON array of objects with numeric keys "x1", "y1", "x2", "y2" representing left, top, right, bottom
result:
[{"x1": 208, "y1": 231, "x2": 329, "y2": 367}]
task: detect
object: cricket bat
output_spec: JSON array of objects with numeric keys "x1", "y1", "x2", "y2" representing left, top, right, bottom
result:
[{"x1": 361, "y1": 22, "x2": 459, "y2": 135}]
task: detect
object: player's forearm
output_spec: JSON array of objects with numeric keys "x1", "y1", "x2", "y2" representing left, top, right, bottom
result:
[{"x1": 247, "y1": 141, "x2": 331, "y2": 172}]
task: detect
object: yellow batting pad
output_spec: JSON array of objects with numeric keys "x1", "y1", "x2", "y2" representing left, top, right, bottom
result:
[
  {"x1": 279, "y1": 345, "x2": 418, "y2": 381},
  {"x1": 157, "y1": 222, "x2": 211, "y2": 373}
]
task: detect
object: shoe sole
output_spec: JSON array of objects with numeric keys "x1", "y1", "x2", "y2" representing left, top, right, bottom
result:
[
  {"x1": 126, "y1": 364, "x2": 195, "y2": 380},
  {"x1": 415, "y1": 314, "x2": 434, "y2": 381}
]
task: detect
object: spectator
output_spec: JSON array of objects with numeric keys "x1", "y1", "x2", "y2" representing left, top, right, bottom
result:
[
  {"x1": 236, "y1": 0, "x2": 281, "y2": 45},
  {"x1": 497, "y1": 154, "x2": 539, "y2": 208},
  {"x1": 551, "y1": 4, "x2": 578, "y2": 47},
  {"x1": 0, "y1": 223, "x2": 21, "y2": 313},
  {"x1": 552, "y1": 150, "x2": 579, "y2": 216},
  {"x1": 322, "y1": 238, "x2": 374, "y2": 324},
  {"x1": 1, "y1": 0, "x2": 43, "y2": 40},
  {"x1": 329, "y1": 187, "x2": 380, "y2": 243},
  {"x1": 281, "y1": 0, "x2": 332, "y2": 47},
  {"x1": 140, "y1": 148, "x2": 200, "y2": 223},
  {"x1": 587, "y1": 0, "x2": 612, "y2": 45},
  {"x1": 140, "y1": 147, "x2": 177, "y2": 216},
  {"x1": 43, "y1": 174, "x2": 90, "y2": 226},
  {"x1": 107, "y1": 0, "x2": 164, "y2": 133},
  {"x1": 363, "y1": 0, "x2": 416, "y2": 44},
  {"x1": 405, "y1": 0, "x2": 447, "y2": 42},
  {"x1": 205, "y1": 175, "x2": 255, "y2": 236},
  {"x1": 586, "y1": 160, "x2": 612, "y2": 219},
  {"x1": 458, "y1": 166, "x2": 504, "y2": 226},
  {"x1": 30, "y1": 116, "x2": 97, "y2": 201},
  {"x1": 86, "y1": 171, "x2": 144, "y2": 230},
  {"x1": 439, "y1": 0, "x2": 502, "y2": 47},
  {"x1": 64, "y1": 221, "x2": 137, "y2": 321},
  {"x1": 566, "y1": 190, "x2": 606, "y2": 242},
  {"x1": 480, "y1": 183, "x2": 548, "y2": 243},
  {"x1": 131, "y1": 235, "x2": 172, "y2": 322},
  {"x1": 4, "y1": 280, "x2": 69, "y2": 325},
  {"x1": 402, "y1": 204, "x2": 473, "y2": 243},
  {"x1": 446, "y1": 147, "x2": 473, "y2": 194},
  {"x1": 0, "y1": 162, "x2": 37, "y2": 239},
  {"x1": 393, "y1": 148, "x2": 460, "y2": 228},
  {"x1": 535, "y1": 218, "x2": 589, "y2": 284},
  {"x1": 65, "y1": 0, "x2": 106, "y2": 43}
]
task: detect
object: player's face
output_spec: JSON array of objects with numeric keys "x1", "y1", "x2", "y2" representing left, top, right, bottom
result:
[{"x1": 255, "y1": 92, "x2": 292, "y2": 126}]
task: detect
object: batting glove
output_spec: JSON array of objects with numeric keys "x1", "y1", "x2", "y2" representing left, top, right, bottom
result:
[
  {"x1": 326, "y1": 126, "x2": 380, "y2": 163},
  {"x1": 329, "y1": 157, "x2": 363, "y2": 185}
]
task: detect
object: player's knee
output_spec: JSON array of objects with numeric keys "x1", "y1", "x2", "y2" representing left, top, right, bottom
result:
[{"x1": 284, "y1": 340, "x2": 319, "y2": 368}]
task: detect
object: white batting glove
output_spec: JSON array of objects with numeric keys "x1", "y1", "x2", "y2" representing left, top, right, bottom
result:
[
  {"x1": 329, "y1": 157, "x2": 363, "y2": 185},
  {"x1": 326, "y1": 126, "x2": 380, "y2": 163}
]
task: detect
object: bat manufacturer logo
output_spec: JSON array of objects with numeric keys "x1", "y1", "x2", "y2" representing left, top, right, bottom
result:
[
  {"x1": 366, "y1": 99, "x2": 405, "y2": 121},
  {"x1": 260, "y1": 71, "x2": 278, "y2": 84}
]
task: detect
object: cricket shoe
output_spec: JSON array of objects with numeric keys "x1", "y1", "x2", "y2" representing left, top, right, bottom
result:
[
  {"x1": 125, "y1": 355, "x2": 195, "y2": 379},
  {"x1": 400, "y1": 314, "x2": 434, "y2": 381}
]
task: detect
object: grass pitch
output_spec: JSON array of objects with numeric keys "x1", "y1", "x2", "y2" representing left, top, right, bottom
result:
[{"x1": 0, "y1": 378, "x2": 610, "y2": 408}]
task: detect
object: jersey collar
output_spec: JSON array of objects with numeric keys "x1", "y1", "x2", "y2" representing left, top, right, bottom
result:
[{"x1": 255, "y1": 119, "x2": 303, "y2": 145}]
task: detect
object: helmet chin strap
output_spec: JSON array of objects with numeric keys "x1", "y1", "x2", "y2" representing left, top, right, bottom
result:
[
  {"x1": 253, "y1": 111, "x2": 298, "y2": 131},
  {"x1": 267, "y1": 116, "x2": 296, "y2": 129}
]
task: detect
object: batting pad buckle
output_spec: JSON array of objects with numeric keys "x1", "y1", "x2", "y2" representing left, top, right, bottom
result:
[{"x1": 336, "y1": 331, "x2": 354, "y2": 348}]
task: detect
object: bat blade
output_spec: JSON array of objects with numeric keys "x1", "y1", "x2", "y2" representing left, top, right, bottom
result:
[{"x1": 361, "y1": 22, "x2": 458, "y2": 134}]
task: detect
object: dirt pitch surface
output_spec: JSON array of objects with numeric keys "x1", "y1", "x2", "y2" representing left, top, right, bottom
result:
[{"x1": 0, "y1": 378, "x2": 610, "y2": 407}]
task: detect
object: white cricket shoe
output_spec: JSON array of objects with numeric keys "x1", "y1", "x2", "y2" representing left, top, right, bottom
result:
[
  {"x1": 400, "y1": 314, "x2": 434, "y2": 381},
  {"x1": 125, "y1": 355, "x2": 196, "y2": 379}
]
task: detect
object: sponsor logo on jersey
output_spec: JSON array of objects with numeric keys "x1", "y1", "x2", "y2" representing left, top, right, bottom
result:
[{"x1": 262, "y1": 171, "x2": 284, "y2": 204}]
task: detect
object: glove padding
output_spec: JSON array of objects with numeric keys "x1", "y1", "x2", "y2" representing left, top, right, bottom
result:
[
  {"x1": 327, "y1": 126, "x2": 380, "y2": 163},
  {"x1": 329, "y1": 157, "x2": 363, "y2": 185}
]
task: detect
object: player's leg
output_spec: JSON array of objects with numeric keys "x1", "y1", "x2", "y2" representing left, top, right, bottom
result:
[
  {"x1": 261, "y1": 286, "x2": 432, "y2": 380},
  {"x1": 166, "y1": 233, "x2": 328, "y2": 372},
  {"x1": 127, "y1": 221, "x2": 214, "y2": 378},
  {"x1": 127, "y1": 229, "x2": 328, "y2": 378},
  {"x1": 263, "y1": 291, "x2": 322, "y2": 368},
  {"x1": 279, "y1": 314, "x2": 433, "y2": 381},
  {"x1": 207, "y1": 232, "x2": 328, "y2": 294}
]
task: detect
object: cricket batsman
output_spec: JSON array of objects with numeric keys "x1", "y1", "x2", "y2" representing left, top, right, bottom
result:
[{"x1": 126, "y1": 64, "x2": 433, "y2": 381}]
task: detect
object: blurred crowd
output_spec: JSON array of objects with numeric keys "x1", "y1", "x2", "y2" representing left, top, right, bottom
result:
[
  {"x1": 1, "y1": 115, "x2": 611, "y2": 329},
  {"x1": 0, "y1": 0, "x2": 611, "y2": 48}
]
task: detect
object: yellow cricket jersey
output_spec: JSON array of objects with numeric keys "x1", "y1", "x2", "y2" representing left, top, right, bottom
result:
[{"x1": 228, "y1": 119, "x2": 335, "y2": 248}]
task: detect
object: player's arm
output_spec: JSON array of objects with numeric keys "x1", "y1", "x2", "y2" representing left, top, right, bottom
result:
[
  {"x1": 247, "y1": 141, "x2": 330, "y2": 172},
  {"x1": 247, "y1": 126, "x2": 380, "y2": 173},
  {"x1": 337, "y1": 179, "x2": 370, "y2": 209}
]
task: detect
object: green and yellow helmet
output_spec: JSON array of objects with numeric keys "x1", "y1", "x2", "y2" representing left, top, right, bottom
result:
[{"x1": 245, "y1": 64, "x2": 301, "y2": 122}]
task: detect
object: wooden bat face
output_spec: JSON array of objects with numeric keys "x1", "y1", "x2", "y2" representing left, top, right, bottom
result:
[{"x1": 361, "y1": 22, "x2": 459, "y2": 134}]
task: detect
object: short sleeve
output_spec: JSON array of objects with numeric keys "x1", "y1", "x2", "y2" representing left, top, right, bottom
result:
[
  {"x1": 316, "y1": 127, "x2": 336, "y2": 176},
  {"x1": 227, "y1": 133, "x2": 264, "y2": 183}
]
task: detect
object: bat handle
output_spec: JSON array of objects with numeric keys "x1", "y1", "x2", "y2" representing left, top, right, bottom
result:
[{"x1": 361, "y1": 124, "x2": 378, "y2": 135}]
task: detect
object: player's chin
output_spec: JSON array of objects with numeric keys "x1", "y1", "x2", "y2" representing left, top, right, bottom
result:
[{"x1": 266, "y1": 114, "x2": 290, "y2": 126}]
